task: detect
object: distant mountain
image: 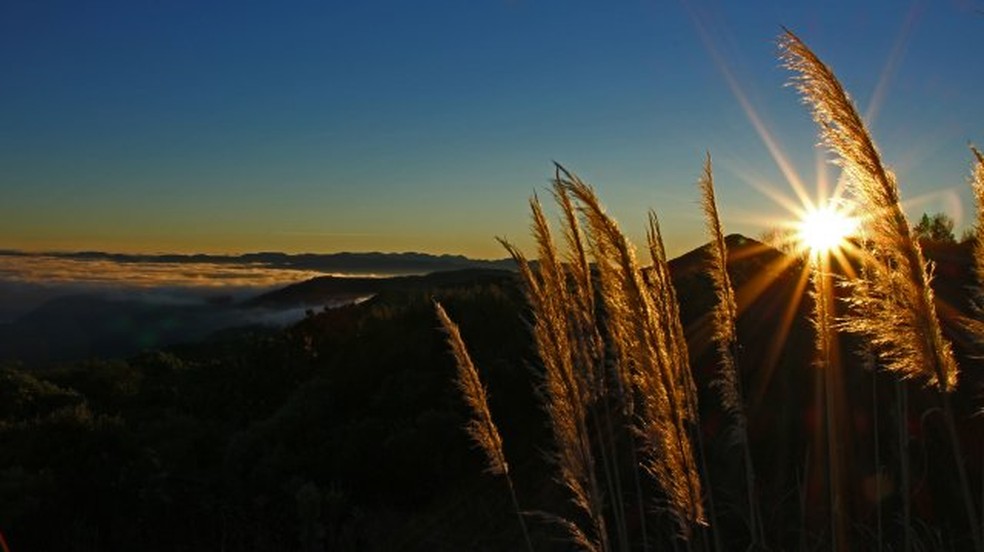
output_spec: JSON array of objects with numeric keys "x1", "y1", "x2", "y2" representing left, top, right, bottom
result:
[{"x1": 0, "y1": 249, "x2": 516, "y2": 275}]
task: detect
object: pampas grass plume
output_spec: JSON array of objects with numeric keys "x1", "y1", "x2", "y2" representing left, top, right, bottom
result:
[
  {"x1": 779, "y1": 29, "x2": 958, "y2": 392},
  {"x1": 435, "y1": 301, "x2": 508, "y2": 476}
]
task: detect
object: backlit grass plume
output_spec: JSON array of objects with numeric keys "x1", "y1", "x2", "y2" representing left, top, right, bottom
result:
[
  {"x1": 780, "y1": 29, "x2": 979, "y2": 551},
  {"x1": 552, "y1": 166, "x2": 607, "y2": 401},
  {"x1": 500, "y1": 198, "x2": 608, "y2": 552},
  {"x1": 646, "y1": 210, "x2": 698, "y2": 424},
  {"x1": 779, "y1": 29, "x2": 957, "y2": 392},
  {"x1": 970, "y1": 146, "x2": 984, "y2": 291},
  {"x1": 549, "y1": 170, "x2": 632, "y2": 549},
  {"x1": 492, "y1": 168, "x2": 706, "y2": 548},
  {"x1": 435, "y1": 302, "x2": 508, "y2": 476},
  {"x1": 434, "y1": 301, "x2": 533, "y2": 551},
  {"x1": 698, "y1": 153, "x2": 743, "y2": 422},
  {"x1": 697, "y1": 152, "x2": 761, "y2": 545},
  {"x1": 561, "y1": 172, "x2": 705, "y2": 531},
  {"x1": 964, "y1": 146, "x2": 984, "y2": 350}
]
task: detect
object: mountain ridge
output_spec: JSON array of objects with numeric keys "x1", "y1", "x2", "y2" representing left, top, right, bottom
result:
[{"x1": 0, "y1": 249, "x2": 516, "y2": 274}]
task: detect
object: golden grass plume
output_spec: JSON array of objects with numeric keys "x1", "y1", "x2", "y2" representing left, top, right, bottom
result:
[
  {"x1": 434, "y1": 301, "x2": 508, "y2": 476},
  {"x1": 435, "y1": 301, "x2": 535, "y2": 551},
  {"x1": 500, "y1": 198, "x2": 608, "y2": 550},
  {"x1": 782, "y1": 30, "x2": 980, "y2": 551},
  {"x1": 970, "y1": 146, "x2": 984, "y2": 292},
  {"x1": 779, "y1": 29, "x2": 958, "y2": 392},
  {"x1": 697, "y1": 152, "x2": 743, "y2": 420},
  {"x1": 560, "y1": 172, "x2": 705, "y2": 529},
  {"x1": 696, "y1": 153, "x2": 763, "y2": 544}
]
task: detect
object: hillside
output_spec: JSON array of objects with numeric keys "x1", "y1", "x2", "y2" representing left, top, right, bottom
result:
[{"x1": 247, "y1": 267, "x2": 518, "y2": 308}]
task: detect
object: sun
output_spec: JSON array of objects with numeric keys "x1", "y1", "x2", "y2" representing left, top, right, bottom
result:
[{"x1": 796, "y1": 203, "x2": 858, "y2": 256}]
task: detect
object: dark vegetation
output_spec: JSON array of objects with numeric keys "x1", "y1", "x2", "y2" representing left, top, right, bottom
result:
[
  {"x1": 0, "y1": 294, "x2": 254, "y2": 363},
  {"x1": 0, "y1": 269, "x2": 539, "y2": 551},
  {"x1": 2, "y1": 236, "x2": 982, "y2": 550},
  {"x1": 913, "y1": 212, "x2": 957, "y2": 244},
  {"x1": 247, "y1": 268, "x2": 520, "y2": 308}
]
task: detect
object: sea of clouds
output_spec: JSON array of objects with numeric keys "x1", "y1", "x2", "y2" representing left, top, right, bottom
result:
[{"x1": 0, "y1": 253, "x2": 328, "y2": 323}]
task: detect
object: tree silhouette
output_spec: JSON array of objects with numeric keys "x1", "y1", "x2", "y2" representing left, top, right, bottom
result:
[{"x1": 913, "y1": 212, "x2": 956, "y2": 243}]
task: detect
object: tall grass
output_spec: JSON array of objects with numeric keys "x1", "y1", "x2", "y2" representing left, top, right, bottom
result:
[
  {"x1": 697, "y1": 152, "x2": 763, "y2": 548},
  {"x1": 499, "y1": 192, "x2": 610, "y2": 552},
  {"x1": 440, "y1": 168, "x2": 707, "y2": 550},
  {"x1": 970, "y1": 146, "x2": 984, "y2": 295},
  {"x1": 779, "y1": 29, "x2": 957, "y2": 391},
  {"x1": 561, "y1": 172, "x2": 704, "y2": 535},
  {"x1": 434, "y1": 301, "x2": 534, "y2": 552},
  {"x1": 811, "y1": 248, "x2": 846, "y2": 550},
  {"x1": 438, "y1": 28, "x2": 981, "y2": 551},
  {"x1": 780, "y1": 29, "x2": 981, "y2": 551}
]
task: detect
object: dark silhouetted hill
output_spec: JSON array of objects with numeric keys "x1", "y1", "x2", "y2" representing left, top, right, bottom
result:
[{"x1": 247, "y1": 268, "x2": 518, "y2": 308}]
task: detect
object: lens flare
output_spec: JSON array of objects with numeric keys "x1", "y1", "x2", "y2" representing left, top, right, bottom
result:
[{"x1": 797, "y1": 203, "x2": 858, "y2": 255}]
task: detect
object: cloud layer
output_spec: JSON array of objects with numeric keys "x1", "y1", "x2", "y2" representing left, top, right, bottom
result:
[
  {"x1": 0, "y1": 254, "x2": 327, "y2": 323},
  {"x1": 0, "y1": 254, "x2": 325, "y2": 288}
]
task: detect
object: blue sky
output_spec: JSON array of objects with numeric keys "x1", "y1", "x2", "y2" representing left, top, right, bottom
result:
[{"x1": 1, "y1": 0, "x2": 982, "y2": 257}]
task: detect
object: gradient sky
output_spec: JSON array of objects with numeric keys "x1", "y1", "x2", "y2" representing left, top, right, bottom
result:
[{"x1": 1, "y1": 0, "x2": 982, "y2": 258}]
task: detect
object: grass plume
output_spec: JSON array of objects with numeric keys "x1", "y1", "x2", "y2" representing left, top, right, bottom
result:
[
  {"x1": 434, "y1": 301, "x2": 534, "y2": 551},
  {"x1": 500, "y1": 203, "x2": 608, "y2": 551},
  {"x1": 646, "y1": 211, "x2": 698, "y2": 426},
  {"x1": 963, "y1": 146, "x2": 984, "y2": 344},
  {"x1": 697, "y1": 152, "x2": 762, "y2": 546},
  {"x1": 779, "y1": 29, "x2": 957, "y2": 392},
  {"x1": 491, "y1": 169, "x2": 706, "y2": 548},
  {"x1": 562, "y1": 173, "x2": 705, "y2": 532},
  {"x1": 698, "y1": 152, "x2": 743, "y2": 423},
  {"x1": 970, "y1": 146, "x2": 984, "y2": 295},
  {"x1": 780, "y1": 28, "x2": 979, "y2": 550}
]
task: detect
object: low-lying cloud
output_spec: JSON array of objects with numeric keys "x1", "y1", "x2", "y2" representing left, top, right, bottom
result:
[
  {"x1": 0, "y1": 254, "x2": 379, "y2": 362},
  {"x1": 0, "y1": 254, "x2": 326, "y2": 289},
  {"x1": 0, "y1": 254, "x2": 327, "y2": 324}
]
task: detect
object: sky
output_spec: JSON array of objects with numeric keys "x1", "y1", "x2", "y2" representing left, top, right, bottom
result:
[{"x1": 1, "y1": 0, "x2": 982, "y2": 259}]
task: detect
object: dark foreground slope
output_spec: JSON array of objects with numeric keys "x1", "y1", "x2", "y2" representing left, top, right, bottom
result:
[{"x1": 1, "y1": 237, "x2": 982, "y2": 551}]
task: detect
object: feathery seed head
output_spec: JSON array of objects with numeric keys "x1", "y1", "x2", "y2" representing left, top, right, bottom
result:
[
  {"x1": 435, "y1": 302, "x2": 509, "y2": 476},
  {"x1": 697, "y1": 153, "x2": 744, "y2": 420},
  {"x1": 780, "y1": 29, "x2": 959, "y2": 392}
]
